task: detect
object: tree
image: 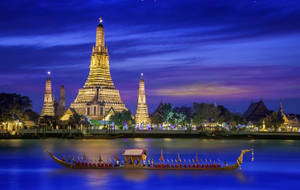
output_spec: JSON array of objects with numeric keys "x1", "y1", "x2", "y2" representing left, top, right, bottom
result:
[
  {"x1": 67, "y1": 112, "x2": 82, "y2": 129},
  {"x1": 39, "y1": 115, "x2": 58, "y2": 130},
  {"x1": 109, "y1": 110, "x2": 133, "y2": 128},
  {"x1": 192, "y1": 102, "x2": 244, "y2": 126},
  {"x1": 264, "y1": 111, "x2": 284, "y2": 131},
  {"x1": 0, "y1": 93, "x2": 33, "y2": 122},
  {"x1": 192, "y1": 103, "x2": 221, "y2": 125},
  {"x1": 150, "y1": 103, "x2": 173, "y2": 125},
  {"x1": 23, "y1": 109, "x2": 39, "y2": 122},
  {"x1": 173, "y1": 106, "x2": 192, "y2": 125}
]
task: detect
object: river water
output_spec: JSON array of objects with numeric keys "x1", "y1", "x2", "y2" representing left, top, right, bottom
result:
[{"x1": 0, "y1": 138, "x2": 299, "y2": 190}]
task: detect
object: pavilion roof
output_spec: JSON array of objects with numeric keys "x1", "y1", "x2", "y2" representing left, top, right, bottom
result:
[{"x1": 122, "y1": 149, "x2": 147, "y2": 156}]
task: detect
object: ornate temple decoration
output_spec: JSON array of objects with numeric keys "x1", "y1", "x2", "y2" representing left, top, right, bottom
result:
[
  {"x1": 135, "y1": 73, "x2": 151, "y2": 125},
  {"x1": 41, "y1": 72, "x2": 55, "y2": 116},
  {"x1": 278, "y1": 100, "x2": 300, "y2": 132},
  {"x1": 70, "y1": 18, "x2": 126, "y2": 120}
]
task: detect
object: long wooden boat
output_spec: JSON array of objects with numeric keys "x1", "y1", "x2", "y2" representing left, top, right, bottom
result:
[{"x1": 47, "y1": 148, "x2": 253, "y2": 171}]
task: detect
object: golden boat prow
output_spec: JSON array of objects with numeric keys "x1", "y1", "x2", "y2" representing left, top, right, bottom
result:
[{"x1": 46, "y1": 148, "x2": 254, "y2": 171}]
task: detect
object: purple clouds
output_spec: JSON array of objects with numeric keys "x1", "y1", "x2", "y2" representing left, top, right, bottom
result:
[{"x1": 0, "y1": 0, "x2": 300, "y2": 114}]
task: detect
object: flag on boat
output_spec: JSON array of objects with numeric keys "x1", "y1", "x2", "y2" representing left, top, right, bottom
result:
[
  {"x1": 160, "y1": 150, "x2": 164, "y2": 162},
  {"x1": 177, "y1": 153, "x2": 181, "y2": 162}
]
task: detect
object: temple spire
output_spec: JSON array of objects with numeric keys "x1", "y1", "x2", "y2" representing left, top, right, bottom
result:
[
  {"x1": 135, "y1": 73, "x2": 150, "y2": 125},
  {"x1": 70, "y1": 18, "x2": 127, "y2": 120},
  {"x1": 41, "y1": 72, "x2": 55, "y2": 116},
  {"x1": 84, "y1": 18, "x2": 114, "y2": 88},
  {"x1": 279, "y1": 99, "x2": 283, "y2": 112},
  {"x1": 95, "y1": 16, "x2": 105, "y2": 48},
  {"x1": 57, "y1": 85, "x2": 66, "y2": 117}
]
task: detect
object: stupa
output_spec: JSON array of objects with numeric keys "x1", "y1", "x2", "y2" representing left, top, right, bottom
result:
[
  {"x1": 40, "y1": 72, "x2": 55, "y2": 116},
  {"x1": 70, "y1": 17, "x2": 126, "y2": 120},
  {"x1": 56, "y1": 85, "x2": 66, "y2": 118},
  {"x1": 135, "y1": 73, "x2": 151, "y2": 125}
]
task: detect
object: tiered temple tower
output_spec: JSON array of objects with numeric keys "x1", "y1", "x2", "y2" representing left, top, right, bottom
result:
[
  {"x1": 70, "y1": 17, "x2": 126, "y2": 120},
  {"x1": 56, "y1": 85, "x2": 66, "y2": 118},
  {"x1": 279, "y1": 100, "x2": 289, "y2": 125},
  {"x1": 41, "y1": 72, "x2": 55, "y2": 116},
  {"x1": 135, "y1": 73, "x2": 151, "y2": 125}
]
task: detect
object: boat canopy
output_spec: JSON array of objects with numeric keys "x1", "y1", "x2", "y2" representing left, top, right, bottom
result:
[{"x1": 123, "y1": 149, "x2": 147, "y2": 156}]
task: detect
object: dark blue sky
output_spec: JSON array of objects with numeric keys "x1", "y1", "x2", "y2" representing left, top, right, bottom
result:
[{"x1": 0, "y1": 0, "x2": 300, "y2": 114}]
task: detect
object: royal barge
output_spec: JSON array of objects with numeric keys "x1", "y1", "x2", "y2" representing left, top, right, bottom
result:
[{"x1": 47, "y1": 148, "x2": 254, "y2": 171}]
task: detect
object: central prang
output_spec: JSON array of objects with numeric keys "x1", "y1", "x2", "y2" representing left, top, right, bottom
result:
[{"x1": 70, "y1": 18, "x2": 127, "y2": 120}]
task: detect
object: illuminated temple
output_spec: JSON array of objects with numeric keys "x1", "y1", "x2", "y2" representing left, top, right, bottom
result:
[
  {"x1": 135, "y1": 73, "x2": 151, "y2": 125},
  {"x1": 70, "y1": 18, "x2": 126, "y2": 120},
  {"x1": 40, "y1": 73, "x2": 55, "y2": 116}
]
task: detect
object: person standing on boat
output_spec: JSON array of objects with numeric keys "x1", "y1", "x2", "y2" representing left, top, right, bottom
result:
[{"x1": 114, "y1": 153, "x2": 120, "y2": 167}]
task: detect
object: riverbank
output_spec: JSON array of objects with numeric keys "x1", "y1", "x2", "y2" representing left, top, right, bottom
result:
[{"x1": 1, "y1": 129, "x2": 300, "y2": 140}]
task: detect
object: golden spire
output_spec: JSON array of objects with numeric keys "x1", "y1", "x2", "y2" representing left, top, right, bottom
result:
[
  {"x1": 84, "y1": 18, "x2": 114, "y2": 88},
  {"x1": 70, "y1": 18, "x2": 127, "y2": 120},
  {"x1": 95, "y1": 16, "x2": 105, "y2": 48},
  {"x1": 41, "y1": 72, "x2": 55, "y2": 116},
  {"x1": 135, "y1": 73, "x2": 150, "y2": 125}
]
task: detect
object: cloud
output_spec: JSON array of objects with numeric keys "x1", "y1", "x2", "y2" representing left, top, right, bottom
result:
[
  {"x1": 1, "y1": 0, "x2": 300, "y2": 114},
  {"x1": 155, "y1": 83, "x2": 250, "y2": 97}
]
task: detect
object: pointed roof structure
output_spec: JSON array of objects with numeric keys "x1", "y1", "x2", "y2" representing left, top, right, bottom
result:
[
  {"x1": 70, "y1": 17, "x2": 126, "y2": 120},
  {"x1": 160, "y1": 150, "x2": 164, "y2": 162},
  {"x1": 57, "y1": 85, "x2": 66, "y2": 118},
  {"x1": 135, "y1": 73, "x2": 150, "y2": 125},
  {"x1": 244, "y1": 100, "x2": 269, "y2": 122},
  {"x1": 177, "y1": 153, "x2": 181, "y2": 162},
  {"x1": 41, "y1": 72, "x2": 55, "y2": 116}
]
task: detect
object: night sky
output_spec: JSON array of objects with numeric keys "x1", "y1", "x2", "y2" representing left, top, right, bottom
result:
[{"x1": 1, "y1": 0, "x2": 300, "y2": 114}]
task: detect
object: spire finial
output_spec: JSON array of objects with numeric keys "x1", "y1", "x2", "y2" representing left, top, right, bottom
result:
[
  {"x1": 140, "y1": 73, "x2": 144, "y2": 80},
  {"x1": 47, "y1": 71, "x2": 51, "y2": 76},
  {"x1": 99, "y1": 17, "x2": 103, "y2": 23}
]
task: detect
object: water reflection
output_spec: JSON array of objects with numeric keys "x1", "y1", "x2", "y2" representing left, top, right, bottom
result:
[{"x1": 1, "y1": 138, "x2": 300, "y2": 190}]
